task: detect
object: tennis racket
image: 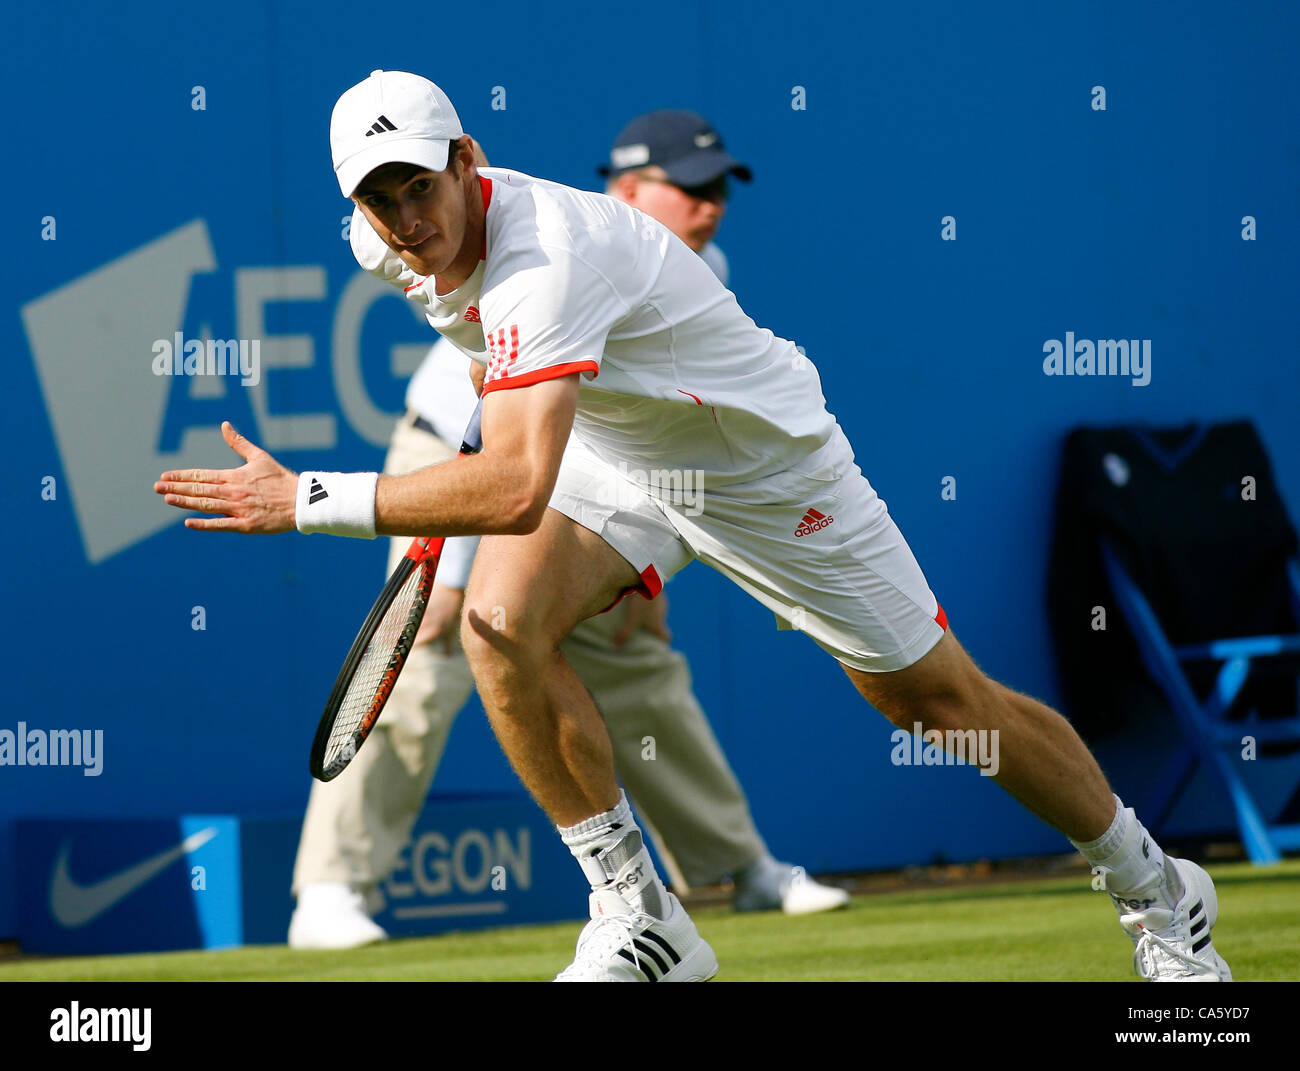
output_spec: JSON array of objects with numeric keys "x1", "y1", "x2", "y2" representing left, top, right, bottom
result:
[{"x1": 309, "y1": 404, "x2": 483, "y2": 781}]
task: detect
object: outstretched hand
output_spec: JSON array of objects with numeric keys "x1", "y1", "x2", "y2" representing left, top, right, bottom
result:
[{"x1": 153, "y1": 421, "x2": 299, "y2": 533}]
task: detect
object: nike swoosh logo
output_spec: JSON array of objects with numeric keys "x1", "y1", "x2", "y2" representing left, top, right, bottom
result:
[{"x1": 49, "y1": 827, "x2": 219, "y2": 928}]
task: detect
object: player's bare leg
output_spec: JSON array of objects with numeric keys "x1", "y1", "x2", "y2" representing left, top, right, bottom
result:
[
  {"x1": 844, "y1": 629, "x2": 1231, "y2": 980},
  {"x1": 461, "y1": 506, "x2": 717, "y2": 980},
  {"x1": 461, "y1": 506, "x2": 635, "y2": 825},
  {"x1": 842, "y1": 629, "x2": 1113, "y2": 839}
]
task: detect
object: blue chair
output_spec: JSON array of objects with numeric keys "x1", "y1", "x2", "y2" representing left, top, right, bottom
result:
[
  {"x1": 1099, "y1": 540, "x2": 1300, "y2": 863},
  {"x1": 1048, "y1": 419, "x2": 1300, "y2": 864}
]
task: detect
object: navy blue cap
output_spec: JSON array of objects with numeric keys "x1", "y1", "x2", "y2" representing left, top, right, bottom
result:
[{"x1": 599, "y1": 110, "x2": 752, "y2": 186}]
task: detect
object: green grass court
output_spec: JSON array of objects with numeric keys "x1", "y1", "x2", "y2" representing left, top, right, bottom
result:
[{"x1": 4, "y1": 860, "x2": 1297, "y2": 982}]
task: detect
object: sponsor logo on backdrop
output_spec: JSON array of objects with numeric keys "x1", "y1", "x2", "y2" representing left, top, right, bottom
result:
[
  {"x1": 49, "y1": 827, "x2": 219, "y2": 928},
  {"x1": 382, "y1": 826, "x2": 530, "y2": 920},
  {"x1": 20, "y1": 220, "x2": 432, "y2": 563}
]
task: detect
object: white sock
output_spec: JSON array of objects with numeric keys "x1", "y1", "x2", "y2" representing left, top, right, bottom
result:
[
  {"x1": 558, "y1": 792, "x2": 669, "y2": 920},
  {"x1": 1071, "y1": 794, "x2": 1181, "y2": 911}
]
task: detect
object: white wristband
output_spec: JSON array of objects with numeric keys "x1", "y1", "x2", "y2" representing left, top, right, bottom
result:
[{"x1": 295, "y1": 471, "x2": 379, "y2": 538}]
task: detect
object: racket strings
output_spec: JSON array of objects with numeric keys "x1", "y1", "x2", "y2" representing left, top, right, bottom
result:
[{"x1": 321, "y1": 564, "x2": 433, "y2": 772}]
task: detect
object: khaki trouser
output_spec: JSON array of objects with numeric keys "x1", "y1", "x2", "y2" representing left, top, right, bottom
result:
[{"x1": 292, "y1": 415, "x2": 767, "y2": 897}]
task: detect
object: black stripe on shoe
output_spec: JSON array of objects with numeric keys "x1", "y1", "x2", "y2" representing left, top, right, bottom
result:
[
  {"x1": 1189, "y1": 900, "x2": 1203, "y2": 919},
  {"x1": 1192, "y1": 934, "x2": 1212, "y2": 954},
  {"x1": 633, "y1": 939, "x2": 670, "y2": 976},
  {"x1": 639, "y1": 929, "x2": 682, "y2": 966},
  {"x1": 616, "y1": 947, "x2": 659, "y2": 981},
  {"x1": 1190, "y1": 917, "x2": 1207, "y2": 936}
]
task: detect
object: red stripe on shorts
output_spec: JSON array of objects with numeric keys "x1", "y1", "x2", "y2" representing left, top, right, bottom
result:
[
  {"x1": 596, "y1": 564, "x2": 664, "y2": 617},
  {"x1": 637, "y1": 564, "x2": 663, "y2": 599}
]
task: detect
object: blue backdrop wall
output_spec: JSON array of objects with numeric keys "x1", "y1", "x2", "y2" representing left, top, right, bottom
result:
[{"x1": 3, "y1": 2, "x2": 1297, "y2": 936}]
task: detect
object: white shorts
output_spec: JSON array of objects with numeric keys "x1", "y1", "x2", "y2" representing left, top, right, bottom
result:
[{"x1": 547, "y1": 432, "x2": 948, "y2": 673}]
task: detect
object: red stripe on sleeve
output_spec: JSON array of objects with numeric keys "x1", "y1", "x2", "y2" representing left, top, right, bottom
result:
[{"x1": 480, "y1": 360, "x2": 599, "y2": 394}]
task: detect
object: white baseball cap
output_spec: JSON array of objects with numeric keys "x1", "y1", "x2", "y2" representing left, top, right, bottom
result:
[{"x1": 330, "y1": 70, "x2": 463, "y2": 197}]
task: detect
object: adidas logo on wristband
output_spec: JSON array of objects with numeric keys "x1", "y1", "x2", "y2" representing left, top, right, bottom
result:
[{"x1": 296, "y1": 471, "x2": 379, "y2": 539}]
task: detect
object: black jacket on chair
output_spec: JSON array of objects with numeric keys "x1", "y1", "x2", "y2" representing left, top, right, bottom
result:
[{"x1": 1047, "y1": 420, "x2": 1298, "y2": 741}]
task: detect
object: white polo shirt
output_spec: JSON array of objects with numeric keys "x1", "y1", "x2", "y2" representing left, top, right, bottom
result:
[{"x1": 354, "y1": 168, "x2": 846, "y2": 492}]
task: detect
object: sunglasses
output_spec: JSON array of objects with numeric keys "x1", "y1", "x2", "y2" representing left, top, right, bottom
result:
[{"x1": 636, "y1": 173, "x2": 730, "y2": 203}]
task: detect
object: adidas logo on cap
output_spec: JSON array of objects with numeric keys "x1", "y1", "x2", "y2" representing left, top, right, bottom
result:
[{"x1": 365, "y1": 114, "x2": 398, "y2": 137}]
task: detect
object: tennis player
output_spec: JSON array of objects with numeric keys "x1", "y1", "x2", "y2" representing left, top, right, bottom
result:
[
  {"x1": 288, "y1": 125, "x2": 846, "y2": 950},
  {"x1": 156, "y1": 70, "x2": 1231, "y2": 982}
]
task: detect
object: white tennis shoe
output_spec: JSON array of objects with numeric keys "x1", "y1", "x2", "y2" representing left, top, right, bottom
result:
[
  {"x1": 733, "y1": 858, "x2": 850, "y2": 915},
  {"x1": 288, "y1": 882, "x2": 388, "y2": 950},
  {"x1": 555, "y1": 888, "x2": 718, "y2": 982},
  {"x1": 1110, "y1": 858, "x2": 1232, "y2": 981}
]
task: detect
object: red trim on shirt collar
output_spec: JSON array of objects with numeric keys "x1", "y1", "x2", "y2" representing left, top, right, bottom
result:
[{"x1": 478, "y1": 176, "x2": 493, "y2": 259}]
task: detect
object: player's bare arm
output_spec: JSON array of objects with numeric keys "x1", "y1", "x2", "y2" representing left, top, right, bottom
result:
[
  {"x1": 375, "y1": 373, "x2": 577, "y2": 536},
  {"x1": 152, "y1": 374, "x2": 579, "y2": 537}
]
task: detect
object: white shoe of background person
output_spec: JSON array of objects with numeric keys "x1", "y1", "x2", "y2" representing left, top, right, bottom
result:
[
  {"x1": 1105, "y1": 857, "x2": 1232, "y2": 981},
  {"x1": 731, "y1": 855, "x2": 851, "y2": 916},
  {"x1": 555, "y1": 888, "x2": 718, "y2": 982},
  {"x1": 288, "y1": 882, "x2": 388, "y2": 950}
]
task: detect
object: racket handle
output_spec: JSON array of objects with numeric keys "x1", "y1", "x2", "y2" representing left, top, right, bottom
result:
[{"x1": 459, "y1": 401, "x2": 484, "y2": 455}]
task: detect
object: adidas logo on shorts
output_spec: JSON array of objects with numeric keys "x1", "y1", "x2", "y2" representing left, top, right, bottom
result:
[{"x1": 795, "y1": 507, "x2": 833, "y2": 538}]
